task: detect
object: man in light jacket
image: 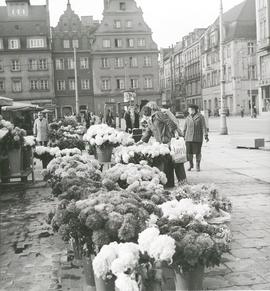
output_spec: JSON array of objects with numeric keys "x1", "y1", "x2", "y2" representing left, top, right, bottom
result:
[{"x1": 33, "y1": 112, "x2": 49, "y2": 146}]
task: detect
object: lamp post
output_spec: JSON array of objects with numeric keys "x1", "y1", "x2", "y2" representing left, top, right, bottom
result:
[
  {"x1": 73, "y1": 47, "x2": 79, "y2": 115},
  {"x1": 219, "y1": 0, "x2": 228, "y2": 135}
]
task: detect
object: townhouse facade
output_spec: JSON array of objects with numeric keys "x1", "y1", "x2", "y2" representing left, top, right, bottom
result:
[
  {"x1": 201, "y1": 0, "x2": 258, "y2": 116},
  {"x1": 91, "y1": 0, "x2": 160, "y2": 115},
  {"x1": 51, "y1": 1, "x2": 99, "y2": 117},
  {"x1": 256, "y1": 0, "x2": 270, "y2": 113},
  {"x1": 0, "y1": 0, "x2": 54, "y2": 107}
]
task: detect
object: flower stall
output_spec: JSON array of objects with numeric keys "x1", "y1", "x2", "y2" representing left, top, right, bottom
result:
[{"x1": 0, "y1": 117, "x2": 35, "y2": 183}]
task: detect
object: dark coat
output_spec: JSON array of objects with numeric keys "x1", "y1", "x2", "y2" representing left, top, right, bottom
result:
[
  {"x1": 125, "y1": 111, "x2": 140, "y2": 131},
  {"x1": 183, "y1": 113, "x2": 207, "y2": 142},
  {"x1": 141, "y1": 111, "x2": 177, "y2": 144}
]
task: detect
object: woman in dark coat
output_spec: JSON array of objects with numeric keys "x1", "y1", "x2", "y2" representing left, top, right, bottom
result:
[
  {"x1": 183, "y1": 104, "x2": 209, "y2": 172},
  {"x1": 140, "y1": 102, "x2": 187, "y2": 187}
]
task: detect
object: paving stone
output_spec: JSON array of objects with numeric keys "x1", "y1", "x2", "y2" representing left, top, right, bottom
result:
[
  {"x1": 239, "y1": 238, "x2": 270, "y2": 248},
  {"x1": 250, "y1": 283, "x2": 270, "y2": 290},
  {"x1": 225, "y1": 259, "x2": 257, "y2": 272},
  {"x1": 203, "y1": 275, "x2": 232, "y2": 289},
  {"x1": 225, "y1": 272, "x2": 266, "y2": 286},
  {"x1": 242, "y1": 229, "x2": 270, "y2": 238},
  {"x1": 231, "y1": 248, "x2": 263, "y2": 259}
]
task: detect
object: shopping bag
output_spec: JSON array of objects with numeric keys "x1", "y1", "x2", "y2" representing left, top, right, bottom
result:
[{"x1": 170, "y1": 137, "x2": 187, "y2": 163}]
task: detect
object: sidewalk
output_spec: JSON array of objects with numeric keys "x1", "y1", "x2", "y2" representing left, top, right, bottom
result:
[{"x1": 189, "y1": 133, "x2": 270, "y2": 290}]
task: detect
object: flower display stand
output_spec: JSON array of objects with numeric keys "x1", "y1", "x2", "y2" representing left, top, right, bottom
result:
[
  {"x1": 8, "y1": 147, "x2": 22, "y2": 175},
  {"x1": 0, "y1": 147, "x2": 35, "y2": 185},
  {"x1": 96, "y1": 145, "x2": 113, "y2": 163},
  {"x1": 174, "y1": 265, "x2": 204, "y2": 291}
]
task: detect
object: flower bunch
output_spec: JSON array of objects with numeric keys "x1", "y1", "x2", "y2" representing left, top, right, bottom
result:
[
  {"x1": 0, "y1": 118, "x2": 14, "y2": 131},
  {"x1": 172, "y1": 184, "x2": 232, "y2": 221},
  {"x1": 114, "y1": 142, "x2": 171, "y2": 165},
  {"x1": 4, "y1": 126, "x2": 26, "y2": 150},
  {"x1": 102, "y1": 162, "x2": 167, "y2": 193},
  {"x1": 24, "y1": 136, "x2": 36, "y2": 148},
  {"x1": 160, "y1": 199, "x2": 212, "y2": 223},
  {"x1": 43, "y1": 154, "x2": 101, "y2": 196},
  {"x1": 83, "y1": 124, "x2": 134, "y2": 148}
]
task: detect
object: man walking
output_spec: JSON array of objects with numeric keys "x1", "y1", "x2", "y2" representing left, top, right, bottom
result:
[
  {"x1": 33, "y1": 112, "x2": 49, "y2": 146},
  {"x1": 183, "y1": 104, "x2": 209, "y2": 172}
]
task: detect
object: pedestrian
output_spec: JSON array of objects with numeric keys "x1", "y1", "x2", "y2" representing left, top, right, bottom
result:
[
  {"x1": 106, "y1": 109, "x2": 114, "y2": 127},
  {"x1": 253, "y1": 106, "x2": 257, "y2": 118},
  {"x1": 90, "y1": 112, "x2": 96, "y2": 126},
  {"x1": 33, "y1": 112, "x2": 49, "y2": 146},
  {"x1": 240, "y1": 107, "x2": 244, "y2": 118},
  {"x1": 184, "y1": 104, "x2": 209, "y2": 172},
  {"x1": 139, "y1": 101, "x2": 187, "y2": 187},
  {"x1": 124, "y1": 106, "x2": 140, "y2": 133},
  {"x1": 99, "y1": 112, "x2": 103, "y2": 124}
]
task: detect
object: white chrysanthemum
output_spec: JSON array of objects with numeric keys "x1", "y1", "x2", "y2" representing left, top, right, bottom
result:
[
  {"x1": 138, "y1": 227, "x2": 160, "y2": 254},
  {"x1": 115, "y1": 273, "x2": 139, "y2": 291}
]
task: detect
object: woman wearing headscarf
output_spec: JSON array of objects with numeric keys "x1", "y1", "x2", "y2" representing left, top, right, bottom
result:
[
  {"x1": 183, "y1": 104, "x2": 209, "y2": 172},
  {"x1": 139, "y1": 101, "x2": 186, "y2": 187}
]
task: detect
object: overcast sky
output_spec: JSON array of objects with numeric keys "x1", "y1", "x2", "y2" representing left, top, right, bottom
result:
[{"x1": 0, "y1": 0, "x2": 244, "y2": 47}]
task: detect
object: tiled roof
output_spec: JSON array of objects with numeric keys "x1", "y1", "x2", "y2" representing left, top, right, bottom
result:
[
  {"x1": 0, "y1": 5, "x2": 49, "y2": 36},
  {"x1": 214, "y1": 0, "x2": 256, "y2": 41}
]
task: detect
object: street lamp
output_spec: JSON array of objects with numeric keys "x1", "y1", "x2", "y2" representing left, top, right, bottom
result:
[{"x1": 219, "y1": 0, "x2": 228, "y2": 135}]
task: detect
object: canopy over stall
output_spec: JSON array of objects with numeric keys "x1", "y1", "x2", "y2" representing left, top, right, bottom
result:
[
  {"x1": 1, "y1": 102, "x2": 42, "y2": 111},
  {"x1": 0, "y1": 96, "x2": 13, "y2": 107}
]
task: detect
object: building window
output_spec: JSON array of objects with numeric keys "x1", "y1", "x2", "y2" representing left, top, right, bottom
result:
[
  {"x1": 29, "y1": 59, "x2": 38, "y2": 71},
  {"x1": 116, "y1": 79, "x2": 125, "y2": 90},
  {"x1": 80, "y1": 57, "x2": 89, "y2": 69},
  {"x1": 248, "y1": 42, "x2": 255, "y2": 55},
  {"x1": 56, "y1": 59, "x2": 65, "y2": 70},
  {"x1": 227, "y1": 66, "x2": 232, "y2": 81},
  {"x1": 103, "y1": 39, "x2": 111, "y2": 48},
  {"x1": 130, "y1": 79, "x2": 138, "y2": 89},
  {"x1": 56, "y1": 80, "x2": 66, "y2": 91},
  {"x1": 114, "y1": 20, "x2": 121, "y2": 28},
  {"x1": 127, "y1": 38, "x2": 134, "y2": 48},
  {"x1": 115, "y1": 39, "x2": 122, "y2": 48},
  {"x1": 126, "y1": 20, "x2": 132, "y2": 28},
  {"x1": 129, "y1": 57, "x2": 138, "y2": 67},
  {"x1": 39, "y1": 59, "x2": 48, "y2": 70},
  {"x1": 9, "y1": 39, "x2": 20, "y2": 49},
  {"x1": 0, "y1": 60, "x2": 3, "y2": 71},
  {"x1": 72, "y1": 39, "x2": 79, "y2": 48},
  {"x1": 120, "y1": 2, "x2": 126, "y2": 10},
  {"x1": 69, "y1": 79, "x2": 75, "y2": 90},
  {"x1": 248, "y1": 65, "x2": 257, "y2": 80},
  {"x1": 12, "y1": 79, "x2": 22, "y2": 92},
  {"x1": 102, "y1": 79, "x2": 110, "y2": 90},
  {"x1": 30, "y1": 80, "x2": 39, "y2": 90},
  {"x1": 101, "y1": 58, "x2": 109, "y2": 68},
  {"x1": 0, "y1": 80, "x2": 5, "y2": 91},
  {"x1": 63, "y1": 40, "x2": 70, "y2": 49},
  {"x1": 0, "y1": 39, "x2": 3, "y2": 50},
  {"x1": 115, "y1": 57, "x2": 124, "y2": 68},
  {"x1": 28, "y1": 38, "x2": 45, "y2": 48},
  {"x1": 67, "y1": 58, "x2": 75, "y2": 70},
  {"x1": 40, "y1": 80, "x2": 49, "y2": 90},
  {"x1": 81, "y1": 79, "x2": 90, "y2": 90},
  {"x1": 144, "y1": 77, "x2": 153, "y2": 89},
  {"x1": 144, "y1": 56, "x2": 152, "y2": 67},
  {"x1": 138, "y1": 39, "x2": 146, "y2": 47},
  {"x1": 11, "y1": 60, "x2": 20, "y2": 71}
]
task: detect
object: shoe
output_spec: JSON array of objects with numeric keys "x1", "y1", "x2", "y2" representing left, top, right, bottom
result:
[
  {"x1": 178, "y1": 179, "x2": 188, "y2": 186},
  {"x1": 196, "y1": 163, "x2": 200, "y2": 172},
  {"x1": 188, "y1": 162, "x2": 193, "y2": 171}
]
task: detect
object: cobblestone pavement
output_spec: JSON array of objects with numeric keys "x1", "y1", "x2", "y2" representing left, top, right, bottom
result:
[{"x1": 0, "y1": 133, "x2": 270, "y2": 290}]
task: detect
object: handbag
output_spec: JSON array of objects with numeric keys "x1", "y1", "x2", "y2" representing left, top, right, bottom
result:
[{"x1": 170, "y1": 137, "x2": 187, "y2": 163}]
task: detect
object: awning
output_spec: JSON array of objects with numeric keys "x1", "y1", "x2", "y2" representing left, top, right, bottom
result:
[
  {"x1": 1, "y1": 102, "x2": 43, "y2": 112},
  {"x1": 0, "y1": 96, "x2": 13, "y2": 106}
]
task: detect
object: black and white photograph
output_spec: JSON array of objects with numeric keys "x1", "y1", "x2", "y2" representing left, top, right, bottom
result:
[{"x1": 0, "y1": 0, "x2": 270, "y2": 290}]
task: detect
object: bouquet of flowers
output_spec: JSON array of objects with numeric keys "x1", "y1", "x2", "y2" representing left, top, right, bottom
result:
[
  {"x1": 83, "y1": 124, "x2": 134, "y2": 149},
  {"x1": 34, "y1": 146, "x2": 61, "y2": 160},
  {"x1": 24, "y1": 136, "x2": 36, "y2": 149},
  {"x1": 114, "y1": 142, "x2": 171, "y2": 166},
  {"x1": 171, "y1": 184, "x2": 232, "y2": 224},
  {"x1": 102, "y1": 162, "x2": 167, "y2": 193},
  {"x1": 0, "y1": 118, "x2": 26, "y2": 150}
]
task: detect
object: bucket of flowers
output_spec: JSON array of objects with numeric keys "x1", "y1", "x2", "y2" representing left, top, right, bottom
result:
[
  {"x1": 34, "y1": 146, "x2": 61, "y2": 169},
  {"x1": 83, "y1": 124, "x2": 134, "y2": 163},
  {"x1": 114, "y1": 142, "x2": 171, "y2": 169},
  {"x1": 153, "y1": 198, "x2": 232, "y2": 290},
  {"x1": 42, "y1": 154, "x2": 101, "y2": 196}
]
